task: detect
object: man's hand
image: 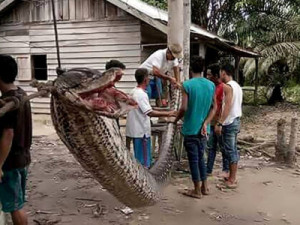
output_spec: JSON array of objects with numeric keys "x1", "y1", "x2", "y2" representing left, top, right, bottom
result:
[
  {"x1": 201, "y1": 122, "x2": 208, "y2": 137},
  {"x1": 170, "y1": 77, "x2": 181, "y2": 89},
  {"x1": 168, "y1": 110, "x2": 177, "y2": 117},
  {"x1": 215, "y1": 125, "x2": 222, "y2": 136}
]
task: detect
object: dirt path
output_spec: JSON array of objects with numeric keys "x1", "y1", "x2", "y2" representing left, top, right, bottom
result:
[{"x1": 17, "y1": 105, "x2": 300, "y2": 225}]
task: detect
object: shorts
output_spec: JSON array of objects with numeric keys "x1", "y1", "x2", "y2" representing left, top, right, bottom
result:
[
  {"x1": 0, "y1": 168, "x2": 28, "y2": 213},
  {"x1": 146, "y1": 78, "x2": 162, "y2": 99},
  {"x1": 132, "y1": 136, "x2": 152, "y2": 168}
]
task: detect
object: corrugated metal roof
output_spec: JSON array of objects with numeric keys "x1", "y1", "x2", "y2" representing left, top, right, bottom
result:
[{"x1": 108, "y1": 0, "x2": 230, "y2": 43}]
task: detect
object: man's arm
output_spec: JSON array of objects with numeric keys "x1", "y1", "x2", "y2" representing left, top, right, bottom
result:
[
  {"x1": 153, "y1": 66, "x2": 176, "y2": 84},
  {"x1": 174, "y1": 87, "x2": 188, "y2": 123},
  {"x1": 148, "y1": 110, "x2": 176, "y2": 118},
  {"x1": 0, "y1": 128, "x2": 14, "y2": 181},
  {"x1": 201, "y1": 94, "x2": 217, "y2": 136},
  {"x1": 215, "y1": 84, "x2": 233, "y2": 135}
]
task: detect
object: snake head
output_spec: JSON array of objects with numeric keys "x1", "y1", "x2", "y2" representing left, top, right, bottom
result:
[{"x1": 54, "y1": 67, "x2": 137, "y2": 117}]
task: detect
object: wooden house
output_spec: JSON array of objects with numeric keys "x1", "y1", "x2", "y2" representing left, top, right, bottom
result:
[{"x1": 0, "y1": 0, "x2": 259, "y2": 114}]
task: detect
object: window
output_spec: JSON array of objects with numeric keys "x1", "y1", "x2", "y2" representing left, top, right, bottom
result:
[
  {"x1": 15, "y1": 55, "x2": 31, "y2": 81},
  {"x1": 32, "y1": 55, "x2": 48, "y2": 80}
]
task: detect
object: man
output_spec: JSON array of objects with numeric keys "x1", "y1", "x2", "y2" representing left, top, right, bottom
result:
[
  {"x1": 215, "y1": 63, "x2": 243, "y2": 188},
  {"x1": 126, "y1": 68, "x2": 176, "y2": 168},
  {"x1": 105, "y1": 60, "x2": 126, "y2": 74},
  {"x1": 139, "y1": 44, "x2": 182, "y2": 106},
  {"x1": 105, "y1": 60, "x2": 126, "y2": 128},
  {"x1": 0, "y1": 55, "x2": 32, "y2": 225},
  {"x1": 206, "y1": 65, "x2": 229, "y2": 177},
  {"x1": 174, "y1": 56, "x2": 217, "y2": 199}
]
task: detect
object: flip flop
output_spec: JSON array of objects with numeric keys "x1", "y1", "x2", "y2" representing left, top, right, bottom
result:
[{"x1": 179, "y1": 190, "x2": 202, "y2": 199}]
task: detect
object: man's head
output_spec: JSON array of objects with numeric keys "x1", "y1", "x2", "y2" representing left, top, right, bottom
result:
[
  {"x1": 166, "y1": 44, "x2": 183, "y2": 61},
  {"x1": 220, "y1": 64, "x2": 234, "y2": 82},
  {"x1": 105, "y1": 60, "x2": 126, "y2": 71},
  {"x1": 190, "y1": 56, "x2": 204, "y2": 77},
  {"x1": 135, "y1": 68, "x2": 149, "y2": 87},
  {"x1": 105, "y1": 60, "x2": 126, "y2": 82},
  {"x1": 0, "y1": 54, "x2": 18, "y2": 85},
  {"x1": 207, "y1": 64, "x2": 220, "y2": 84}
]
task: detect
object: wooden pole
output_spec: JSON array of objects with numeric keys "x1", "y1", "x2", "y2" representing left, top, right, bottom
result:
[
  {"x1": 254, "y1": 58, "x2": 259, "y2": 104},
  {"x1": 0, "y1": 90, "x2": 50, "y2": 118},
  {"x1": 286, "y1": 117, "x2": 298, "y2": 166},
  {"x1": 275, "y1": 118, "x2": 287, "y2": 162},
  {"x1": 234, "y1": 56, "x2": 240, "y2": 83},
  {"x1": 183, "y1": 0, "x2": 191, "y2": 81},
  {"x1": 51, "y1": 0, "x2": 61, "y2": 70},
  {"x1": 168, "y1": 0, "x2": 183, "y2": 46}
]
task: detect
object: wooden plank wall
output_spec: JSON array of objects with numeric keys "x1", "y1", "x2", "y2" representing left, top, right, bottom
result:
[{"x1": 0, "y1": 0, "x2": 142, "y2": 114}]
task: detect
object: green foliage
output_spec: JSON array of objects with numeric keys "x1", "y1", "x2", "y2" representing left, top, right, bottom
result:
[
  {"x1": 141, "y1": 0, "x2": 167, "y2": 10},
  {"x1": 243, "y1": 86, "x2": 269, "y2": 105},
  {"x1": 283, "y1": 85, "x2": 300, "y2": 104}
]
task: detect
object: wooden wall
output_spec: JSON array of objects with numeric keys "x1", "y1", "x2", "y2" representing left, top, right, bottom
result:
[
  {"x1": 0, "y1": 0, "x2": 141, "y2": 114},
  {"x1": 0, "y1": 0, "x2": 127, "y2": 23}
]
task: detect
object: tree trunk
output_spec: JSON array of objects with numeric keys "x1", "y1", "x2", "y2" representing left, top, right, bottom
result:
[
  {"x1": 183, "y1": 0, "x2": 191, "y2": 81},
  {"x1": 168, "y1": 0, "x2": 183, "y2": 46},
  {"x1": 286, "y1": 117, "x2": 298, "y2": 166},
  {"x1": 275, "y1": 119, "x2": 287, "y2": 162}
]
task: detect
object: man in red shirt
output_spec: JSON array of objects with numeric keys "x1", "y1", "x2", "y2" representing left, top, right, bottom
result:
[{"x1": 206, "y1": 65, "x2": 229, "y2": 178}]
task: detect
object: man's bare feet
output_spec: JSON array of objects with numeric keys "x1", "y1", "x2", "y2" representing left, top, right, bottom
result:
[
  {"x1": 224, "y1": 180, "x2": 238, "y2": 189},
  {"x1": 180, "y1": 189, "x2": 202, "y2": 199},
  {"x1": 218, "y1": 171, "x2": 229, "y2": 179},
  {"x1": 201, "y1": 180, "x2": 209, "y2": 195}
]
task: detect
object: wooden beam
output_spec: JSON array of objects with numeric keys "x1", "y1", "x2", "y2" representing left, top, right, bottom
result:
[
  {"x1": 0, "y1": 0, "x2": 16, "y2": 14},
  {"x1": 234, "y1": 56, "x2": 240, "y2": 83}
]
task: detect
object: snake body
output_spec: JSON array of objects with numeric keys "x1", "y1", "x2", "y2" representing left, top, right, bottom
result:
[{"x1": 50, "y1": 68, "x2": 180, "y2": 207}]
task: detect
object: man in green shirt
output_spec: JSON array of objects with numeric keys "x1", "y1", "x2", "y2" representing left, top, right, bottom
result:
[{"x1": 174, "y1": 56, "x2": 217, "y2": 199}]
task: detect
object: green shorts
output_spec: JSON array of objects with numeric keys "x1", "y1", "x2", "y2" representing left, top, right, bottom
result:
[{"x1": 0, "y1": 168, "x2": 28, "y2": 213}]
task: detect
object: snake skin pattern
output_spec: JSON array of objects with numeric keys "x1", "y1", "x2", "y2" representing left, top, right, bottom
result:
[{"x1": 50, "y1": 68, "x2": 181, "y2": 207}]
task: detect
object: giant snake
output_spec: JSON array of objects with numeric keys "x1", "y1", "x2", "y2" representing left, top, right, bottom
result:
[{"x1": 49, "y1": 67, "x2": 180, "y2": 207}]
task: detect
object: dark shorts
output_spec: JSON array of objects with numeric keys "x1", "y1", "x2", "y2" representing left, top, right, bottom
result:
[
  {"x1": 146, "y1": 78, "x2": 162, "y2": 99},
  {"x1": 0, "y1": 168, "x2": 28, "y2": 213}
]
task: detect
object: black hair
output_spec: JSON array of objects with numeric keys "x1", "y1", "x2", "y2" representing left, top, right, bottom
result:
[
  {"x1": 208, "y1": 64, "x2": 220, "y2": 78},
  {"x1": 105, "y1": 60, "x2": 126, "y2": 70},
  {"x1": 135, "y1": 68, "x2": 148, "y2": 85},
  {"x1": 190, "y1": 56, "x2": 204, "y2": 74},
  {"x1": 220, "y1": 63, "x2": 234, "y2": 76},
  {"x1": 0, "y1": 54, "x2": 18, "y2": 84}
]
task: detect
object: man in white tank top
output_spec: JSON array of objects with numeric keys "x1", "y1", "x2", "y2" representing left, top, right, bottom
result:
[{"x1": 215, "y1": 64, "x2": 243, "y2": 188}]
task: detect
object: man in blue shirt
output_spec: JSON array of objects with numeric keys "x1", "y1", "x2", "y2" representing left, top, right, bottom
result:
[{"x1": 174, "y1": 56, "x2": 217, "y2": 199}]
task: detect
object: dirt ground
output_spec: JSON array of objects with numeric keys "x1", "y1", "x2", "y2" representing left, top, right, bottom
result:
[{"x1": 6, "y1": 104, "x2": 300, "y2": 225}]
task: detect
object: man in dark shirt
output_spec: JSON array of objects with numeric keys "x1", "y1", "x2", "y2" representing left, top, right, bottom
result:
[
  {"x1": 105, "y1": 60, "x2": 126, "y2": 129},
  {"x1": 0, "y1": 54, "x2": 32, "y2": 225}
]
